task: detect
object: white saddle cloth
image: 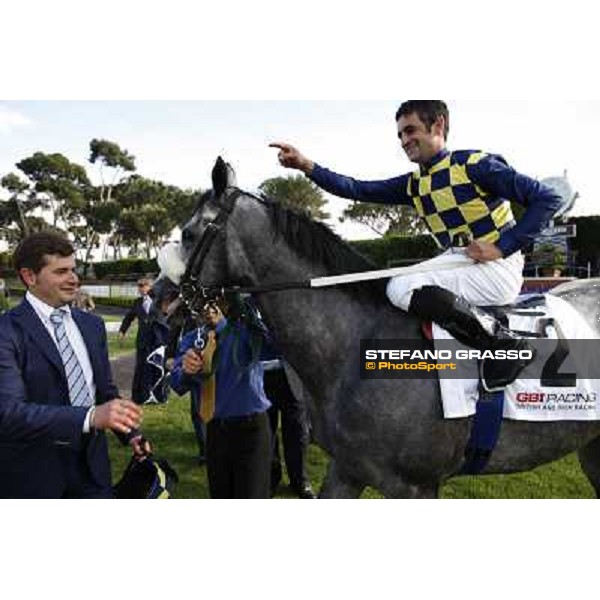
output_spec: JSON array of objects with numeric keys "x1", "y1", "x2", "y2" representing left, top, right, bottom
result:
[{"x1": 436, "y1": 294, "x2": 600, "y2": 421}]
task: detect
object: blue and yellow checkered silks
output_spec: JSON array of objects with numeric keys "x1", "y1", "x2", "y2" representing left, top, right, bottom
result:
[{"x1": 407, "y1": 150, "x2": 515, "y2": 249}]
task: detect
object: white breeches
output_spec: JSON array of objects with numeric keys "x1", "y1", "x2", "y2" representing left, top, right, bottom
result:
[{"x1": 386, "y1": 249, "x2": 525, "y2": 311}]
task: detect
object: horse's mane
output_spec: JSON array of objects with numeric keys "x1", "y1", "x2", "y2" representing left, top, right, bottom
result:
[{"x1": 260, "y1": 195, "x2": 388, "y2": 302}]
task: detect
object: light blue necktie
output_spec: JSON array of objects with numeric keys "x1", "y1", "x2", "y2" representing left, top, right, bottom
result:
[{"x1": 50, "y1": 309, "x2": 93, "y2": 408}]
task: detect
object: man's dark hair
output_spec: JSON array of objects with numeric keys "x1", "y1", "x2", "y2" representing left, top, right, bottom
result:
[
  {"x1": 395, "y1": 100, "x2": 450, "y2": 140},
  {"x1": 13, "y1": 231, "x2": 75, "y2": 274}
]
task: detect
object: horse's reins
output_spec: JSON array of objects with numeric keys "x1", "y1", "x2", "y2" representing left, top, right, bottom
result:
[{"x1": 178, "y1": 186, "x2": 473, "y2": 305}]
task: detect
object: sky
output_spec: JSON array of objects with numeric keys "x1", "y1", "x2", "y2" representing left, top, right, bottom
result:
[{"x1": 1, "y1": 99, "x2": 598, "y2": 247}]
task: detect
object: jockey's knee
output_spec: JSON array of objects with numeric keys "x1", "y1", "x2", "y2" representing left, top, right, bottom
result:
[
  {"x1": 409, "y1": 286, "x2": 457, "y2": 319},
  {"x1": 388, "y1": 280, "x2": 461, "y2": 318},
  {"x1": 386, "y1": 278, "x2": 416, "y2": 311}
]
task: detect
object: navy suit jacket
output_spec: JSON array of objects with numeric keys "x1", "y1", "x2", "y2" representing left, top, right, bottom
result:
[
  {"x1": 0, "y1": 300, "x2": 120, "y2": 498},
  {"x1": 119, "y1": 297, "x2": 156, "y2": 352}
]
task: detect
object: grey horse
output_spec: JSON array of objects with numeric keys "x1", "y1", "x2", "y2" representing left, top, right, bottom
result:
[{"x1": 175, "y1": 157, "x2": 600, "y2": 499}]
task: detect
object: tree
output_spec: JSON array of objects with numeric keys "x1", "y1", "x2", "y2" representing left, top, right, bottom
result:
[
  {"x1": 16, "y1": 152, "x2": 90, "y2": 229},
  {"x1": 115, "y1": 176, "x2": 200, "y2": 258},
  {"x1": 3, "y1": 141, "x2": 198, "y2": 266},
  {"x1": 340, "y1": 202, "x2": 426, "y2": 237},
  {"x1": 259, "y1": 175, "x2": 329, "y2": 220},
  {"x1": 0, "y1": 172, "x2": 47, "y2": 244},
  {"x1": 85, "y1": 139, "x2": 137, "y2": 265},
  {"x1": 69, "y1": 183, "x2": 124, "y2": 271},
  {"x1": 167, "y1": 187, "x2": 200, "y2": 229},
  {"x1": 88, "y1": 139, "x2": 136, "y2": 204}
]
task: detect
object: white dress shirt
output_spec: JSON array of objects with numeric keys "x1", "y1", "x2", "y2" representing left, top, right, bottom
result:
[
  {"x1": 26, "y1": 292, "x2": 97, "y2": 431},
  {"x1": 143, "y1": 294, "x2": 152, "y2": 314}
]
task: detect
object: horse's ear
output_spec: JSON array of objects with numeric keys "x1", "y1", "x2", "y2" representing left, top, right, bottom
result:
[{"x1": 212, "y1": 156, "x2": 237, "y2": 198}]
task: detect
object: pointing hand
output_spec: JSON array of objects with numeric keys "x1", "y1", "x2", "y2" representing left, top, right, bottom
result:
[{"x1": 269, "y1": 142, "x2": 314, "y2": 174}]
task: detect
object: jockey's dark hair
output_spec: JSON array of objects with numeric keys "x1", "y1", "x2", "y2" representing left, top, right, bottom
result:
[
  {"x1": 395, "y1": 100, "x2": 450, "y2": 140},
  {"x1": 13, "y1": 231, "x2": 75, "y2": 276}
]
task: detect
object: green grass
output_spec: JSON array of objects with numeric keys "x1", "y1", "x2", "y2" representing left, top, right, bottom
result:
[
  {"x1": 107, "y1": 393, "x2": 337, "y2": 499},
  {"x1": 442, "y1": 454, "x2": 595, "y2": 499},
  {"x1": 107, "y1": 325, "x2": 138, "y2": 357},
  {"x1": 102, "y1": 314, "x2": 123, "y2": 323},
  {"x1": 313, "y1": 443, "x2": 595, "y2": 499}
]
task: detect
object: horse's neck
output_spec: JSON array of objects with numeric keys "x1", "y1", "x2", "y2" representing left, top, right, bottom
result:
[{"x1": 233, "y1": 226, "x2": 383, "y2": 395}]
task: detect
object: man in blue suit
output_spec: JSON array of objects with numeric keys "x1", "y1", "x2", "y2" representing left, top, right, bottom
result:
[
  {"x1": 0, "y1": 232, "x2": 146, "y2": 499},
  {"x1": 119, "y1": 277, "x2": 158, "y2": 404}
]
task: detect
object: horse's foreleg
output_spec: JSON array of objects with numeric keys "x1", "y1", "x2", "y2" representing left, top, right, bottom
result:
[{"x1": 319, "y1": 460, "x2": 365, "y2": 499}]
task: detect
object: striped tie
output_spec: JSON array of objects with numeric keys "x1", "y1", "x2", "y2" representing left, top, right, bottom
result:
[{"x1": 50, "y1": 309, "x2": 93, "y2": 408}]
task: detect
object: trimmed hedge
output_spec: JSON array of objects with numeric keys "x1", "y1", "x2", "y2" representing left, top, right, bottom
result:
[
  {"x1": 8, "y1": 287, "x2": 25, "y2": 297},
  {"x1": 93, "y1": 258, "x2": 158, "y2": 280},
  {"x1": 93, "y1": 296, "x2": 137, "y2": 308},
  {"x1": 350, "y1": 235, "x2": 439, "y2": 267},
  {"x1": 88, "y1": 237, "x2": 439, "y2": 277}
]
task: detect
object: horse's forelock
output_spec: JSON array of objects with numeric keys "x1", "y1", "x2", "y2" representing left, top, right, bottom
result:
[{"x1": 194, "y1": 189, "x2": 214, "y2": 213}]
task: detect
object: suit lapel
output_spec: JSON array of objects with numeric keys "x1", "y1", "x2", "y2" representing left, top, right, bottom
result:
[{"x1": 12, "y1": 300, "x2": 65, "y2": 376}]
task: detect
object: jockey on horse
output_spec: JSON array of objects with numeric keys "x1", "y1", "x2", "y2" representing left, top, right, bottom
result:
[{"x1": 271, "y1": 100, "x2": 564, "y2": 392}]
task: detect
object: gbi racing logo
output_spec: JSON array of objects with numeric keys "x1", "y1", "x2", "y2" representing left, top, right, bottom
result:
[
  {"x1": 516, "y1": 392, "x2": 545, "y2": 404},
  {"x1": 516, "y1": 392, "x2": 598, "y2": 404}
]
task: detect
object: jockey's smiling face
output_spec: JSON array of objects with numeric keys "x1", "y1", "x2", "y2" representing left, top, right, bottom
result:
[{"x1": 397, "y1": 111, "x2": 447, "y2": 166}]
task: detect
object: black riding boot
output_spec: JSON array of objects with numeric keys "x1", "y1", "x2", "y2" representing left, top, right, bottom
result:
[{"x1": 409, "y1": 286, "x2": 534, "y2": 392}]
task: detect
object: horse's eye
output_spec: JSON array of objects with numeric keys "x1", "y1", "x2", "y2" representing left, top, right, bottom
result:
[{"x1": 182, "y1": 228, "x2": 196, "y2": 246}]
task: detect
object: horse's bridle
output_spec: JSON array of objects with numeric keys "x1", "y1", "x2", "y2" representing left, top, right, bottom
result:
[{"x1": 178, "y1": 186, "x2": 244, "y2": 310}]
